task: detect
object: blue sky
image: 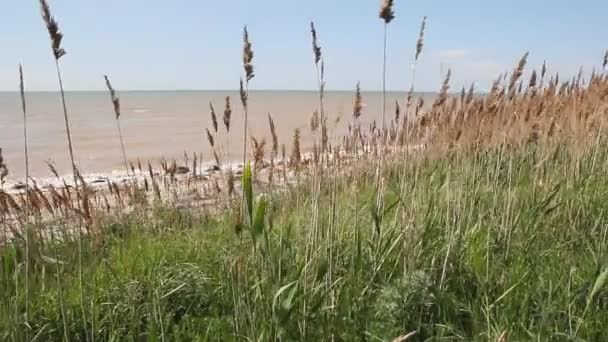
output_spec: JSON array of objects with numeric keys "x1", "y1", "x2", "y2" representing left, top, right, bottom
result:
[{"x1": 0, "y1": 0, "x2": 606, "y2": 91}]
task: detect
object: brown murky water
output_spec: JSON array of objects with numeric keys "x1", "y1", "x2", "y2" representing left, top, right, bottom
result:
[{"x1": 0, "y1": 90, "x2": 434, "y2": 181}]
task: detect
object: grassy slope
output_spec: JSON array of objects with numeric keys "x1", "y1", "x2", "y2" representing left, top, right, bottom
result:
[{"x1": 2, "y1": 141, "x2": 608, "y2": 341}]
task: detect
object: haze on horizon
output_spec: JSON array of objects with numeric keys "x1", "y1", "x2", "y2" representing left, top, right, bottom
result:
[{"x1": 0, "y1": 0, "x2": 606, "y2": 92}]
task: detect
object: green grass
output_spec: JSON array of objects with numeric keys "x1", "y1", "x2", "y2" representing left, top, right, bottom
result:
[{"x1": 2, "y1": 141, "x2": 608, "y2": 341}]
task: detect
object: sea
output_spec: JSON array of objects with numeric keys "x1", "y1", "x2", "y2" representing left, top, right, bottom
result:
[{"x1": 0, "y1": 90, "x2": 435, "y2": 182}]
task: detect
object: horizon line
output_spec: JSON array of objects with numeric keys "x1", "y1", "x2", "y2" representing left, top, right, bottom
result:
[{"x1": 0, "y1": 88, "x2": 446, "y2": 93}]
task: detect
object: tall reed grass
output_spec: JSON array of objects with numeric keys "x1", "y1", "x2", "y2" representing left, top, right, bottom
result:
[{"x1": 0, "y1": 2, "x2": 606, "y2": 341}]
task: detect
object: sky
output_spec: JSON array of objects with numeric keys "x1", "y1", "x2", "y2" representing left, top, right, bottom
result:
[{"x1": 0, "y1": 0, "x2": 606, "y2": 92}]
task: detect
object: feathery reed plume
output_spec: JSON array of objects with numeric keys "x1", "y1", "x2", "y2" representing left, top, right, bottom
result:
[
  {"x1": 209, "y1": 102, "x2": 218, "y2": 133},
  {"x1": 290, "y1": 129, "x2": 301, "y2": 168},
  {"x1": 40, "y1": 0, "x2": 66, "y2": 60},
  {"x1": 268, "y1": 114, "x2": 279, "y2": 157},
  {"x1": 223, "y1": 96, "x2": 233, "y2": 132},
  {"x1": 224, "y1": 96, "x2": 232, "y2": 165},
  {"x1": 311, "y1": 22, "x2": 322, "y2": 65},
  {"x1": 603, "y1": 50, "x2": 608, "y2": 71},
  {"x1": 465, "y1": 83, "x2": 475, "y2": 105},
  {"x1": 541, "y1": 60, "x2": 547, "y2": 79},
  {"x1": 433, "y1": 68, "x2": 451, "y2": 110},
  {"x1": 251, "y1": 137, "x2": 266, "y2": 172},
  {"x1": 529, "y1": 70, "x2": 538, "y2": 89},
  {"x1": 407, "y1": 16, "x2": 428, "y2": 123},
  {"x1": 104, "y1": 76, "x2": 120, "y2": 120},
  {"x1": 19, "y1": 64, "x2": 31, "y2": 328},
  {"x1": 508, "y1": 52, "x2": 529, "y2": 97},
  {"x1": 379, "y1": 0, "x2": 395, "y2": 23},
  {"x1": 239, "y1": 78, "x2": 247, "y2": 109},
  {"x1": 310, "y1": 21, "x2": 327, "y2": 155},
  {"x1": 206, "y1": 128, "x2": 215, "y2": 148},
  {"x1": 46, "y1": 161, "x2": 60, "y2": 180},
  {"x1": 394, "y1": 100, "x2": 401, "y2": 124},
  {"x1": 353, "y1": 82, "x2": 363, "y2": 120},
  {"x1": 243, "y1": 26, "x2": 255, "y2": 82},
  {"x1": 310, "y1": 110, "x2": 320, "y2": 132},
  {"x1": 104, "y1": 75, "x2": 130, "y2": 176},
  {"x1": 415, "y1": 16, "x2": 427, "y2": 62}
]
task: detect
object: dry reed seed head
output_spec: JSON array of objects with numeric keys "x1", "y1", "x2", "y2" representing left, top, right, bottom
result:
[
  {"x1": 206, "y1": 128, "x2": 215, "y2": 148},
  {"x1": 603, "y1": 50, "x2": 608, "y2": 71},
  {"x1": 104, "y1": 75, "x2": 121, "y2": 119},
  {"x1": 267, "y1": 113, "x2": 279, "y2": 156},
  {"x1": 416, "y1": 96, "x2": 425, "y2": 116},
  {"x1": 466, "y1": 83, "x2": 475, "y2": 104},
  {"x1": 291, "y1": 129, "x2": 301, "y2": 167},
  {"x1": 394, "y1": 100, "x2": 401, "y2": 123},
  {"x1": 433, "y1": 69, "x2": 451, "y2": 109},
  {"x1": 40, "y1": 0, "x2": 66, "y2": 60},
  {"x1": 19, "y1": 65, "x2": 27, "y2": 116},
  {"x1": 379, "y1": 0, "x2": 395, "y2": 23},
  {"x1": 310, "y1": 21, "x2": 322, "y2": 65},
  {"x1": 529, "y1": 70, "x2": 538, "y2": 89},
  {"x1": 251, "y1": 137, "x2": 266, "y2": 168},
  {"x1": 224, "y1": 96, "x2": 232, "y2": 132},
  {"x1": 415, "y1": 16, "x2": 427, "y2": 61},
  {"x1": 509, "y1": 51, "x2": 529, "y2": 94},
  {"x1": 405, "y1": 86, "x2": 414, "y2": 108},
  {"x1": 518, "y1": 80, "x2": 524, "y2": 94},
  {"x1": 541, "y1": 60, "x2": 547, "y2": 79},
  {"x1": 460, "y1": 87, "x2": 466, "y2": 104},
  {"x1": 310, "y1": 110, "x2": 320, "y2": 131},
  {"x1": 353, "y1": 82, "x2": 363, "y2": 120},
  {"x1": 209, "y1": 102, "x2": 218, "y2": 133},
  {"x1": 242, "y1": 26, "x2": 255, "y2": 82},
  {"x1": 240, "y1": 78, "x2": 248, "y2": 108}
]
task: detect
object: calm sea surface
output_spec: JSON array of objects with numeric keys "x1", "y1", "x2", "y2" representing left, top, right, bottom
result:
[{"x1": 0, "y1": 90, "x2": 434, "y2": 179}]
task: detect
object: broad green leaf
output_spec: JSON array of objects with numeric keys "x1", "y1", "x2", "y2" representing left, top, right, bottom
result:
[
  {"x1": 588, "y1": 267, "x2": 608, "y2": 305},
  {"x1": 272, "y1": 281, "x2": 298, "y2": 314},
  {"x1": 242, "y1": 161, "x2": 253, "y2": 225}
]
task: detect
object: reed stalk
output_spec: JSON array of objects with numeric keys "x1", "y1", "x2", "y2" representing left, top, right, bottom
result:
[
  {"x1": 18, "y1": 64, "x2": 30, "y2": 337},
  {"x1": 241, "y1": 26, "x2": 255, "y2": 169},
  {"x1": 240, "y1": 26, "x2": 255, "y2": 225},
  {"x1": 376, "y1": 0, "x2": 395, "y2": 235},
  {"x1": 39, "y1": 1, "x2": 89, "y2": 340}
]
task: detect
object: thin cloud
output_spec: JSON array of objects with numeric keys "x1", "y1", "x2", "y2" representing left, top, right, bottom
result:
[{"x1": 437, "y1": 49, "x2": 468, "y2": 60}]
